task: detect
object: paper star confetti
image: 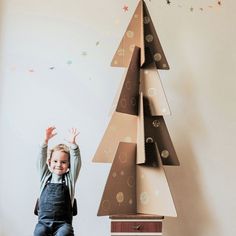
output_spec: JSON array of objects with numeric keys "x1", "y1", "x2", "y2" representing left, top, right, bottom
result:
[
  {"x1": 163, "y1": 0, "x2": 223, "y2": 12},
  {"x1": 123, "y1": 5, "x2": 128, "y2": 12}
]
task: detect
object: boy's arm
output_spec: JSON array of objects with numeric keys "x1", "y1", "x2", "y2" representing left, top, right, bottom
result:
[
  {"x1": 69, "y1": 144, "x2": 82, "y2": 184},
  {"x1": 66, "y1": 128, "x2": 81, "y2": 184},
  {"x1": 37, "y1": 143, "x2": 50, "y2": 181},
  {"x1": 37, "y1": 126, "x2": 57, "y2": 180}
]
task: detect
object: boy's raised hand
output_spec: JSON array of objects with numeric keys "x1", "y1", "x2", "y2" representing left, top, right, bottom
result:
[
  {"x1": 66, "y1": 128, "x2": 80, "y2": 145},
  {"x1": 45, "y1": 126, "x2": 57, "y2": 144}
]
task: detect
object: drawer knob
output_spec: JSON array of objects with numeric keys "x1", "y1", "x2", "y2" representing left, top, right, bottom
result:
[{"x1": 132, "y1": 224, "x2": 142, "y2": 230}]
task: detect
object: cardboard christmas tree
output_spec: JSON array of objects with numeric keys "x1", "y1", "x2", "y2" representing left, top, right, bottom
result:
[{"x1": 93, "y1": 0, "x2": 179, "y2": 217}]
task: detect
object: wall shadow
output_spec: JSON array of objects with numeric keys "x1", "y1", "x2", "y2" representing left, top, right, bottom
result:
[
  {"x1": 0, "y1": 1, "x2": 6, "y2": 235},
  {"x1": 0, "y1": 0, "x2": 4, "y2": 106},
  {"x1": 162, "y1": 70, "x2": 222, "y2": 236}
]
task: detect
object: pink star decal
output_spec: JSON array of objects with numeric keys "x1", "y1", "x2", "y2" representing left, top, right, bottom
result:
[{"x1": 123, "y1": 5, "x2": 128, "y2": 12}]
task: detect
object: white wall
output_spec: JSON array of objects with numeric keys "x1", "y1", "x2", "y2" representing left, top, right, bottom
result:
[{"x1": 0, "y1": 0, "x2": 236, "y2": 236}]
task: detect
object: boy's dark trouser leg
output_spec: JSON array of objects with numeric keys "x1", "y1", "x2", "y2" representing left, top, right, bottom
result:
[
  {"x1": 54, "y1": 223, "x2": 74, "y2": 236},
  {"x1": 34, "y1": 223, "x2": 50, "y2": 236}
]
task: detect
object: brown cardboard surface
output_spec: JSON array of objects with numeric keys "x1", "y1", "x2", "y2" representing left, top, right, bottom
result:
[
  {"x1": 111, "y1": 0, "x2": 169, "y2": 69},
  {"x1": 140, "y1": 64, "x2": 171, "y2": 116},
  {"x1": 94, "y1": 0, "x2": 179, "y2": 219},
  {"x1": 109, "y1": 68, "x2": 127, "y2": 116},
  {"x1": 137, "y1": 92, "x2": 146, "y2": 164},
  {"x1": 142, "y1": 1, "x2": 169, "y2": 70},
  {"x1": 143, "y1": 97, "x2": 179, "y2": 165},
  {"x1": 92, "y1": 112, "x2": 137, "y2": 163},
  {"x1": 111, "y1": 0, "x2": 144, "y2": 67},
  {"x1": 136, "y1": 143, "x2": 177, "y2": 216},
  {"x1": 116, "y1": 47, "x2": 140, "y2": 115},
  {"x1": 97, "y1": 142, "x2": 137, "y2": 216}
]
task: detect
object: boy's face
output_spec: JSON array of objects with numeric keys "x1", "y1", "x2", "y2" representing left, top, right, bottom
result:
[{"x1": 49, "y1": 151, "x2": 70, "y2": 175}]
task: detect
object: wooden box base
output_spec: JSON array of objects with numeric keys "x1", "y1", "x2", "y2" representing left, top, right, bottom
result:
[{"x1": 110, "y1": 214, "x2": 164, "y2": 236}]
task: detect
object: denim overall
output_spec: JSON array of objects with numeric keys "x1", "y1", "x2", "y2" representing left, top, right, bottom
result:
[{"x1": 34, "y1": 175, "x2": 74, "y2": 236}]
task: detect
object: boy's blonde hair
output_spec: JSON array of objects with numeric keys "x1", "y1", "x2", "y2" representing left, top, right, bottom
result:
[{"x1": 48, "y1": 144, "x2": 70, "y2": 166}]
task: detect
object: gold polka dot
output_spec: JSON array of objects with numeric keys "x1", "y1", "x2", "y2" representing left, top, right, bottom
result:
[
  {"x1": 148, "y1": 88, "x2": 156, "y2": 96},
  {"x1": 119, "y1": 153, "x2": 127, "y2": 163},
  {"x1": 146, "y1": 137, "x2": 154, "y2": 143},
  {"x1": 120, "y1": 170, "x2": 125, "y2": 176},
  {"x1": 126, "y1": 30, "x2": 134, "y2": 38},
  {"x1": 102, "y1": 200, "x2": 111, "y2": 210},
  {"x1": 154, "y1": 53, "x2": 162, "y2": 62},
  {"x1": 153, "y1": 53, "x2": 162, "y2": 62},
  {"x1": 116, "y1": 192, "x2": 124, "y2": 203},
  {"x1": 112, "y1": 172, "x2": 117, "y2": 178},
  {"x1": 117, "y1": 48, "x2": 125, "y2": 56},
  {"x1": 145, "y1": 34, "x2": 153, "y2": 43},
  {"x1": 127, "y1": 176, "x2": 135, "y2": 187},
  {"x1": 129, "y1": 199, "x2": 133, "y2": 204},
  {"x1": 140, "y1": 192, "x2": 149, "y2": 204},
  {"x1": 152, "y1": 120, "x2": 160, "y2": 128},
  {"x1": 161, "y1": 150, "x2": 169, "y2": 158},
  {"x1": 144, "y1": 16, "x2": 150, "y2": 24}
]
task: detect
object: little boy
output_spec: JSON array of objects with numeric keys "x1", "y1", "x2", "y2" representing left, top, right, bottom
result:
[{"x1": 34, "y1": 126, "x2": 81, "y2": 236}]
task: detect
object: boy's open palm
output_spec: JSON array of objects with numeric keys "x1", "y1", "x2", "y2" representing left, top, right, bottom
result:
[
  {"x1": 45, "y1": 126, "x2": 57, "y2": 143},
  {"x1": 66, "y1": 128, "x2": 79, "y2": 145}
]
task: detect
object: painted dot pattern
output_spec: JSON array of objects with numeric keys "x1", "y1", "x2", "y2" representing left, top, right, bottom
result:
[
  {"x1": 140, "y1": 192, "x2": 149, "y2": 205},
  {"x1": 119, "y1": 153, "x2": 128, "y2": 163},
  {"x1": 127, "y1": 176, "x2": 135, "y2": 187},
  {"x1": 161, "y1": 150, "x2": 169, "y2": 158},
  {"x1": 144, "y1": 16, "x2": 150, "y2": 24},
  {"x1": 126, "y1": 30, "x2": 134, "y2": 38},
  {"x1": 146, "y1": 137, "x2": 154, "y2": 143},
  {"x1": 116, "y1": 192, "x2": 124, "y2": 203},
  {"x1": 102, "y1": 200, "x2": 111, "y2": 211},
  {"x1": 152, "y1": 120, "x2": 160, "y2": 128},
  {"x1": 145, "y1": 34, "x2": 154, "y2": 42},
  {"x1": 154, "y1": 53, "x2": 162, "y2": 62}
]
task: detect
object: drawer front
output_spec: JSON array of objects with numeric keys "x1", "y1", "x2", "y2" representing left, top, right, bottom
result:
[
  {"x1": 111, "y1": 234, "x2": 162, "y2": 236},
  {"x1": 111, "y1": 221, "x2": 162, "y2": 233}
]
